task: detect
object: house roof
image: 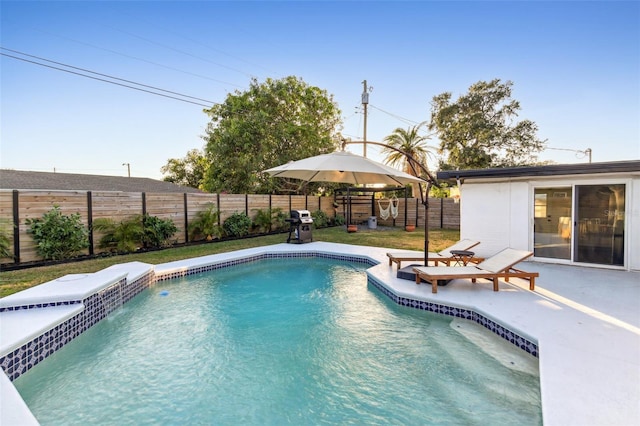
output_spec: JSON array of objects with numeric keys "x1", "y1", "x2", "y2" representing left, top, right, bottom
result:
[
  {"x1": 436, "y1": 160, "x2": 640, "y2": 182},
  {"x1": 0, "y1": 169, "x2": 205, "y2": 193}
]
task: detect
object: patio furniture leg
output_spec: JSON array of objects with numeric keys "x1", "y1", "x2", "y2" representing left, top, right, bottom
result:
[{"x1": 493, "y1": 277, "x2": 499, "y2": 291}]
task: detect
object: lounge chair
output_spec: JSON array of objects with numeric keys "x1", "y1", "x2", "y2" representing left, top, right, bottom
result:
[
  {"x1": 387, "y1": 239, "x2": 482, "y2": 268},
  {"x1": 412, "y1": 248, "x2": 538, "y2": 293}
]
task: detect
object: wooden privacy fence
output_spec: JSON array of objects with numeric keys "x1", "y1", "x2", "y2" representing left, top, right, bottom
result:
[{"x1": 0, "y1": 190, "x2": 459, "y2": 265}]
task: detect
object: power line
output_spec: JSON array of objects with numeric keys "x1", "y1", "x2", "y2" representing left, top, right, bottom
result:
[
  {"x1": 24, "y1": 27, "x2": 245, "y2": 88},
  {"x1": 369, "y1": 104, "x2": 422, "y2": 127},
  {"x1": 1, "y1": 48, "x2": 215, "y2": 107},
  {"x1": 546, "y1": 146, "x2": 592, "y2": 162}
]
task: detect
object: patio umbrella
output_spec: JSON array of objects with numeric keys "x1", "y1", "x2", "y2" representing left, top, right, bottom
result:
[
  {"x1": 263, "y1": 151, "x2": 426, "y2": 186},
  {"x1": 264, "y1": 150, "x2": 433, "y2": 266}
]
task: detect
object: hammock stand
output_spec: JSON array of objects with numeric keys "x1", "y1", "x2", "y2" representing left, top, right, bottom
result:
[{"x1": 336, "y1": 187, "x2": 407, "y2": 229}]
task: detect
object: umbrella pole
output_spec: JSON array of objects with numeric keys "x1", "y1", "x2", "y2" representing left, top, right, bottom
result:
[
  {"x1": 347, "y1": 187, "x2": 351, "y2": 227},
  {"x1": 423, "y1": 182, "x2": 432, "y2": 266}
]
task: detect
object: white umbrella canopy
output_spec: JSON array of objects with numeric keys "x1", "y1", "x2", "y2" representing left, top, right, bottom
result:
[{"x1": 264, "y1": 151, "x2": 426, "y2": 186}]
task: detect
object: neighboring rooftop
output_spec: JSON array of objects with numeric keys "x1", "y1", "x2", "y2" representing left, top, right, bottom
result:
[
  {"x1": 0, "y1": 169, "x2": 204, "y2": 193},
  {"x1": 437, "y1": 160, "x2": 640, "y2": 181}
]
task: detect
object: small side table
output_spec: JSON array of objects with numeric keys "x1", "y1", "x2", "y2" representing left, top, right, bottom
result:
[{"x1": 449, "y1": 250, "x2": 475, "y2": 266}]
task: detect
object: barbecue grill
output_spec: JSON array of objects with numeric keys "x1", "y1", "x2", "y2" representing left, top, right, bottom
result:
[{"x1": 286, "y1": 210, "x2": 313, "y2": 243}]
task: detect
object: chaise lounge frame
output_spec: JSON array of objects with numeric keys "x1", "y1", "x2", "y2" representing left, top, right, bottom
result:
[
  {"x1": 412, "y1": 248, "x2": 539, "y2": 294},
  {"x1": 387, "y1": 239, "x2": 482, "y2": 268}
]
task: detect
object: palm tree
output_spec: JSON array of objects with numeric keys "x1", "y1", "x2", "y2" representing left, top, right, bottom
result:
[{"x1": 382, "y1": 123, "x2": 436, "y2": 197}]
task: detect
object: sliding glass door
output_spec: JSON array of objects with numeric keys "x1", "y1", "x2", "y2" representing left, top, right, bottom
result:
[
  {"x1": 575, "y1": 184, "x2": 625, "y2": 266},
  {"x1": 534, "y1": 184, "x2": 625, "y2": 266},
  {"x1": 533, "y1": 187, "x2": 572, "y2": 260}
]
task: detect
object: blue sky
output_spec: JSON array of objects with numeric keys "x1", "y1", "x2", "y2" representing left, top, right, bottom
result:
[{"x1": 1, "y1": 1, "x2": 638, "y2": 180}]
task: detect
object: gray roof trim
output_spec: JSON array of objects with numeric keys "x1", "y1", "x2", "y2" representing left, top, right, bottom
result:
[
  {"x1": 0, "y1": 170, "x2": 205, "y2": 193},
  {"x1": 436, "y1": 160, "x2": 640, "y2": 181}
]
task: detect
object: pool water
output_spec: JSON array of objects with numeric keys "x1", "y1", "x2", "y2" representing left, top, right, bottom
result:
[{"x1": 14, "y1": 258, "x2": 542, "y2": 425}]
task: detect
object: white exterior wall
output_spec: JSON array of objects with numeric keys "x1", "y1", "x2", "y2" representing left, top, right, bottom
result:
[
  {"x1": 630, "y1": 175, "x2": 640, "y2": 271},
  {"x1": 459, "y1": 182, "x2": 530, "y2": 258},
  {"x1": 459, "y1": 174, "x2": 640, "y2": 271}
]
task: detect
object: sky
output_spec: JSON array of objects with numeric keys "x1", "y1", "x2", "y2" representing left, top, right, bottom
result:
[{"x1": 1, "y1": 1, "x2": 639, "y2": 180}]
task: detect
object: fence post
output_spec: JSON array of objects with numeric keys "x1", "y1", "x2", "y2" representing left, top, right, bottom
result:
[
  {"x1": 87, "y1": 191, "x2": 94, "y2": 256},
  {"x1": 12, "y1": 190, "x2": 20, "y2": 264},
  {"x1": 245, "y1": 194, "x2": 248, "y2": 216},
  {"x1": 183, "y1": 193, "x2": 189, "y2": 243},
  {"x1": 216, "y1": 193, "x2": 221, "y2": 227},
  {"x1": 403, "y1": 187, "x2": 408, "y2": 227},
  {"x1": 440, "y1": 198, "x2": 444, "y2": 228},
  {"x1": 141, "y1": 192, "x2": 147, "y2": 216}
]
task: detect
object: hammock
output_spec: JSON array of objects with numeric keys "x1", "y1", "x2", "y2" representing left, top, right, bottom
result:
[
  {"x1": 378, "y1": 198, "x2": 391, "y2": 220},
  {"x1": 378, "y1": 196, "x2": 400, "y2": 220},
  {"x1": 390, "y1": 196, "x2": 399, "y2": 219}
]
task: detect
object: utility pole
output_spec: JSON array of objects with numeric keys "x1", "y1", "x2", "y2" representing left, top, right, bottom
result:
[
  {"x1": 361, "y1": 80, "x2": 371, "y2": 158},
  {"x1": 122, "y1": 162, "x2": 131, "y2": 177}
]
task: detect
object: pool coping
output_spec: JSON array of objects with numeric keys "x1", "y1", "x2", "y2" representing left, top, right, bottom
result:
[{"x1": 1, "y1": 242, "x2": 638, "y2": 425}]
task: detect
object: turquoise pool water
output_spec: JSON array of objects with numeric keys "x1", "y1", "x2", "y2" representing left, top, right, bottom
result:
[{"x1": 15, "y1": 258, "x2": 541, "y2": 425}]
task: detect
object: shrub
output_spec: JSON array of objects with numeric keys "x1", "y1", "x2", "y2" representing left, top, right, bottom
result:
[
  {"x1": 332, "y1": 214, "x2": 346, "y2": 226},
  {"x1": 223, "y1": 212, "x2": 252, "y2": 237},
  {"x1": 252, "y1": 207, "x2": 286, "y2": 233},
  {"x1": 253, "y1": 208, "x2": 274, "y2": 233},
  {"x1": 311, "y1": 210, "x2": 329, "y2": 228},
  {"x1": 142, "y1": 214, "x2": 178, "y2": 248},
  {"x1": 272, "y1": 208, "x2": 288, "y2": 231},
  {"x1": 26, "y1": 206, "x2": 89, "y2": 260},
  {"x1": 189, "y1": 203, "x2": 221, "y2": 241},
  {"x1": 93, "y1": 216, "x2": 144, "y2": 253}
]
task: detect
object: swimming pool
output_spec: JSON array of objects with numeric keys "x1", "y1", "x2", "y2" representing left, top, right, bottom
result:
[{"x1": 13, "y1": 257, "x2": 541, "y2": 425}]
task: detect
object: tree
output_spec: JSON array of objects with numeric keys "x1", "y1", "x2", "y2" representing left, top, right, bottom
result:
[
  {"x1": 161, "y1": 148, "x2": 208, "y2": 190},
  {"x1": 202, "y1": 76, "x2": 342, "y2": 194},
  {"x1": 429, "y1": 79, "x2": 546, "y2": 170},
  {"x1": 381, "y1": 123, "x2": 437, "y2": 197}
]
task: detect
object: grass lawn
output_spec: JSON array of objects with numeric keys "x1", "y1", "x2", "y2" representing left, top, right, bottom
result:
[{"x1": 0, "y1": 226, "x2": 459, "y2": 298}]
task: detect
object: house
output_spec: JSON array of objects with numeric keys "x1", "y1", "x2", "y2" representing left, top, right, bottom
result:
[
  {"x1": 0, "y1": 169, "x2": 204, "y2": 193},
  {"x1": 437, "y1": 160, "x2": 640, "y2": 271}
]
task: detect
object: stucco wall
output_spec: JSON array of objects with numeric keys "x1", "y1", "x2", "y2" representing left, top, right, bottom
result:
[
  {"x1": 459, "y1": 182, "x2": 529, "y2": 258},
  {"x1": 630, "y1": 176, "x2": 640, "y2": 271}
]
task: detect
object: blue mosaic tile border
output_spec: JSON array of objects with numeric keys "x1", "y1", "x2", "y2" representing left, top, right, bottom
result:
[
  {"x1": 156, "y1": 251, "x2": 375, "y2": 281},
  {"x1": 0, "y1": 273, "x2": 154, "y2": 381},
  {"x1": 367, "y1": 275, "x2": 539, "y2": 357}
]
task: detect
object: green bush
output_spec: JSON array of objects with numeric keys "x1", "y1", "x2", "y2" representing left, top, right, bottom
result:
[
  {"x1": 272, "y1": 208, "x2": 288, "y2": 231},
  {"x1": 93, "y1": 214, "x2": 177, "y2": 252},
  {"x1": 188, "y1": 203, "x2": 221, "y2": 241},
  {"x1": 253, "y1": 208, "x2": 274, "y2": 233},
  {"x1": 223, "y1": 212, "x2": 252, "y2": 237},
  {"x1": 252, "y1": 207, "x2": 286, "y2": 233},
  {"x1": 311, "y1": 210, "x2": 329, "y2": 228},
  {"x1": 26, "y1": 206, "x2": 89, "y2": 260},
  {"x1": 93, "y1": 216, "x2": 144, "y2": 253},
  {"x1": 142, "y1": 214, "x2": 178, "y2": 248},
  {"x1": 332, "y1": 214, "x2": 346, "y2": 226}
]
